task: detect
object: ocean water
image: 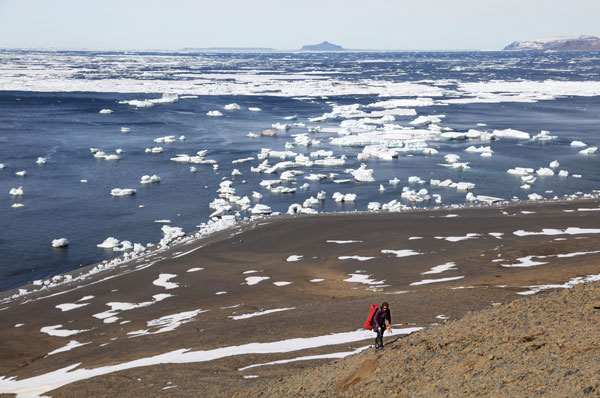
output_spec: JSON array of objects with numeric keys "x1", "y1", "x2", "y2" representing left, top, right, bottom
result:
[{"x1": 0, "y1": 50, "x2": 599, "y2": 292}]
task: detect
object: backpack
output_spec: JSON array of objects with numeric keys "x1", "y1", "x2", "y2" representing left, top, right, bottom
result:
[{"x1": 364, "y1": 304, "x2": 379, "y2": 330}]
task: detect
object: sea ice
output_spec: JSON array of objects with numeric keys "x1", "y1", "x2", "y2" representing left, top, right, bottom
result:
[
  {"x1": 536, "y1": 168, "x2": 554, "y2": 176},
  {"x1": 492, "y1": 129, "x2": 530, "y2": 140},
  {"x1": 97, "y1": 237, "x2": 120, "y2": 249},
  {"x1": 51, "y1": 238, "x2": 69, "y2": 248},
  {"x1": 350, "y1": 163, "x2": 375, "y2": 182},
  {"x1": 570, "y1": 140, "x2": 587, "y2": 147},
  {"x1": 110, "y1": 188, "x2": 136, "y2": 196},
  {"x1": 579, "y1": 146, "x2": 597, "y2": 155},
  {"x1": 224, "y1": 103, "x2": 240, "y2": 111},
  {"x1": 140, "y1": 175, "x2": 161, "y2": 184}
]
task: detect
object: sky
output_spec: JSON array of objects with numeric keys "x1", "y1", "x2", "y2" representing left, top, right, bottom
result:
[{"x1": 0, "y1": 0, "x2": 599, "y2": 51}]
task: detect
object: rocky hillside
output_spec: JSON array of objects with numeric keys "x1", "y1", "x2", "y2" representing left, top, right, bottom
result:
[
  {"x1": 244, "y1": 281, "x2": 600, "y2": 397},
  {"x1": 504, "y1": 35, "x2": 600, "y2": 51}
]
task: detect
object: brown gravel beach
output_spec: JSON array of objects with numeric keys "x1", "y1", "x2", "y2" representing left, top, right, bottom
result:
[{"x1": 1, "y1": 198, "x2": 599, "y2": 397}]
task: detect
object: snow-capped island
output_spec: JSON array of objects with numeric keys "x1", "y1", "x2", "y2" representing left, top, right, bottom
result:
[{"x1": 504, "y1": 35, "x2": 600, "y2": 51}]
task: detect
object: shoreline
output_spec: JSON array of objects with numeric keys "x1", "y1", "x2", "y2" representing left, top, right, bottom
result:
[{"x1": 3, "y1": 193, "x2": 599, "y2": 302}]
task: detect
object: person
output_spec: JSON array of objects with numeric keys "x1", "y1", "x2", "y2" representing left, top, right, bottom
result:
[{"x1": 373, "y1": 301, "x2": 391, "y2": 349}]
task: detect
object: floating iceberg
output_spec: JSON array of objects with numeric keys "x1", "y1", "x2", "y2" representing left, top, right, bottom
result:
[
  {"x1": 579, "y1": 146, "x2": 597, "y2": 155},
  {"x1": 536, "y1": 168, "x2": 555, "y2": 176},
  {"x1": 492, "y1": 129, "x2": 530, "y2": 140},
  {"x1": 207, "y1": 110, "x2": 223, "y2": 117},
  {"x1": 15, "y1": 170, "x2": 27, "y2": 176},
  {"x1": 154, "y1": 135, "x2": 176, "y2": 144},
  {"x1": 36, "y1": 157, "x2": 47, "y2": 164},
  {"x1": 224, "y1": 103, "x2": 240, "y2": 111},
  {"x1": 549, "y1": 160, "x2": 559, "y2": 169},
  {"x1": 97, "y1": 237, "x2": 120, "y2": 248},
  {"x1": 410, "y1": 115, "x2": 444, "y2": 125},
  {"x1": 9, "y1": 186, "x2": 24, "y2": 196},
  {"x1": 249, "y1": 107, "x2": 261, "y2": 112},
  {"x1": 251, "y1": 204, "x2": 272, "y2": 214},
  {"x1": 99, "y1": 109, "x2": 113, "y2": 114},
  {"x1": 51, "y1": 238, "x2": 69, "y2": 248},
  {"x1": 110, "y1": 188, "x2": 136, "y2": 196},
  {"x1": 532, "y1": 130, "x2": 557, "y2": 141},
  {"x1": 121, "y1": 127, "x2": 131, "y2": 133},
  {"x1": 570, "y1": 140, "x2": 587, "y2": 147},
  {"x1": 350, "y1": 163, "x2": 375, "y2": 182},
  {"x1": 140, "y1": 175, "x2": 161, "y2": 184},
  {"x1": 332, "y1": 192, "x2": 356, "y2": 202}
]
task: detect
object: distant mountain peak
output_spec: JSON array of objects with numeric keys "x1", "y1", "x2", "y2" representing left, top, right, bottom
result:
[
  {"x1": 504, "y1": 35, "x2": 600, "y2": 51},
  {"x1": 300, "y1": 41, "x2": 345, "y2": 51}
]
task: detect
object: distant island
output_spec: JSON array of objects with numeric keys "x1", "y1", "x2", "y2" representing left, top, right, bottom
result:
[
  {"x1": 504, "y1": 35, "x2": 600, "y2": 51},
  {"x1": 300, "y1": 41, "x2": 345, "y2": 51}
]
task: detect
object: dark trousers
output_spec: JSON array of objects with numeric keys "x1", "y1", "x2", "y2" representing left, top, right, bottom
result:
[{"x1": 375, "y1": 327, "x2": 384, "y2": 348}]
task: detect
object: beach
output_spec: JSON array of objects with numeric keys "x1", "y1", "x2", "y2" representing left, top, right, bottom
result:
[{"x1": 1, "y1": 198, "x2": 599, "y2": 397}]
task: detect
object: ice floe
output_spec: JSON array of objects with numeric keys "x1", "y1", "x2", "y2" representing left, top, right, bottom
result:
[
  {"x1": 110, "y1": 188, "x2": 136, "y2": 196},
  {"x1": 51, "y1": 238, "x2": 69, "y2": 248},
  {"x1": 224, "y1": 103, "x2": 240, "y2": 111},
  {"x1": 492, "y1": 129, "x2": 530, "y2": 140},
  {"x1": 286, "y1": 255, "x2": 303, "y2": 262},
  {"x1": 9, "y1": 187, "x2": 24, "y2": 196},
  {"x1": 140, "y1": 175, "x2": 161, "y2": 184},
  {"x1": 579, "y1": 146, "x2": 597, "y2": 155}
]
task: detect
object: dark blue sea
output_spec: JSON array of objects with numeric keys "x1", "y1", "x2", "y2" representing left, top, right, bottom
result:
[{"x1": 0, "y1": 50, "x2": 599, "y2": 292}]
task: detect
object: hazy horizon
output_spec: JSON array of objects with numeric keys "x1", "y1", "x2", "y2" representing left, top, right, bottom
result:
[{"x1": 0, "y1": 0, "x2": 599, "y2": 51}]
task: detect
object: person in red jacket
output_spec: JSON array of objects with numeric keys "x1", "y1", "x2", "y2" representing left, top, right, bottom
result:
[{"x1": 373, "y1": 301, "x2": 391, "y2": 349}]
